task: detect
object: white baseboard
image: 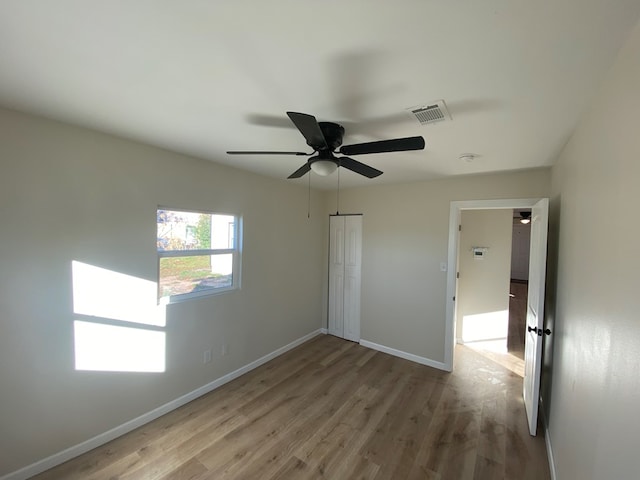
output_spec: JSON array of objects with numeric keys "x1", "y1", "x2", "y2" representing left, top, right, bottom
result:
[
  {"x1": 0, "y1": 329, "x2": 325, "y2": 480},
  {"x1": 540, "y1": 399, "x2": 557, "y2": 480},
  {"x1": 359, "y1": 339, "x2": 449, "y2": 371}
]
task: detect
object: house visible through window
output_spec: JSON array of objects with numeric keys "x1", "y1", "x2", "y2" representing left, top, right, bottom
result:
[{"x1": 157, "y1": 208, "x2": 241, "y2": 302}]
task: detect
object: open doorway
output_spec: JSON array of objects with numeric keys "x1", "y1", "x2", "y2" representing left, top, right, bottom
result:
[
  {"x1": 507, "y1": 209, "x2": 532, "y2": 367},
  {"x1": 445, "y1": 198, "x2": 549, "y2": 436},
  {"x1": 444, "y1": 198, "x2": 546, "y2": 371},
  {"x1": 453, "y1": 208, "x2": 532, "y2": 376}
]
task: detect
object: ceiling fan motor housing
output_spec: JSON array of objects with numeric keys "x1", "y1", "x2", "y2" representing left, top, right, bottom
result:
[
  {"x1": 310, "y1": 150, "x2": 337, "y2": 163},
  {"x1": 317, "y1": 122, "x2": 344, "y2": 151}
]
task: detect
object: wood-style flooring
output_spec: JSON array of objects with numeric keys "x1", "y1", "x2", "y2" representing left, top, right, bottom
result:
[
  {"x1": 466, "y1": 282, "x2": 528, "y2": 377},
  {"x1": 31, "y1": 333, "x2": 550, "y2": 479}
]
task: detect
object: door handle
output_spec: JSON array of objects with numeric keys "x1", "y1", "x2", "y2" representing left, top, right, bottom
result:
[{"x1": 528, "y1": 326, "x2": 552, "y2": 336}]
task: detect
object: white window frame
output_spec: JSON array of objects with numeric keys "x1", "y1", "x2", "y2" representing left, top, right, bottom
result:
[{"x1": 157, "y1": 207, "x2": 242, "y2": 304}]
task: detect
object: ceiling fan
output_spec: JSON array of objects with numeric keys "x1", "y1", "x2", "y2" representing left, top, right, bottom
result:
[{"x1": 227, "y1": 112, "x2": 425, "y2": 179}]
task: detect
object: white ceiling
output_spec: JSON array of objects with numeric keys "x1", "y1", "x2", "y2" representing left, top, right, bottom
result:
[{"x1": 1, "y1": 1, "x2": 639, "y2": 189}]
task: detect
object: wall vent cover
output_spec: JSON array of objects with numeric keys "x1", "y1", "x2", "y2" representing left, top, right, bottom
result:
[{"x1": 407, "y1": 100, "x2": 451, "y2": 125}]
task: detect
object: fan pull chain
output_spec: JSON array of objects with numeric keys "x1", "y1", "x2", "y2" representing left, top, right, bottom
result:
[
  {"x1": 307, "y1": 171, "x2": 311, "y2": 219},
  {"x1": 336, "y1": 167, "x2": 340, "y2": 215}
]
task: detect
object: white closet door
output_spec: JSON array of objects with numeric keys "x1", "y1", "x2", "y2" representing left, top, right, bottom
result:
[
  {"x1": 328, "y1": 216, "x2": 345, "y2": 337},
  {"x1": 328, "y1": 215, "x2": 362, "y2": 341},
  {"x1": 343, "y1": 216, "x2": 362, "y2": 342}
]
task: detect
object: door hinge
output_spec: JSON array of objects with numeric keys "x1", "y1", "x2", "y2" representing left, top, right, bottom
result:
[
  {"x1": 458, "y1": 225, "x2": 462, "y2": 232},
  {"x1": 452, "y1": 296, "x2": 456, "y2": 301},
  {"x1": 456, "y1": 272, "x2": 460, "y2": 279}
]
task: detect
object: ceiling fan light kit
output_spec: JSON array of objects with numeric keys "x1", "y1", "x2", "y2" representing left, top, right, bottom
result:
[
  {"x1": 310, "y1": 159, "x2": 338, "y2": 176},
  {"x1": 520, "y1": 211, "x2": 531, "y2": 224},
  {"x1": 227, "y1": 111, "x2": 425, "y2": 179}
]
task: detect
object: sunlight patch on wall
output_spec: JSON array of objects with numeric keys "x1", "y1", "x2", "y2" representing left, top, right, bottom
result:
[
  {"x1": 462, "y1": 310, "x2": 509, "y2": 347},
  {"x1": 72, "y1": 261, "x2": 166, "y2": 372},
  {"x1": 72, "y1": 261, "x2": 166, "y2": 327},
  {"x1": 74, "y1": 321, "x2": 165, "y2": 372}
]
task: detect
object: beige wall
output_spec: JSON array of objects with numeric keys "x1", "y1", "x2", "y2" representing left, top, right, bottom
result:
[
  {"x1": 322, "y1": 169, "x2": 550, "y2": 364},
  {"x1": 545, "y1": 19, "x2": 640, "y2": 479},
  {"x1": 457, "y1": 209, "x2": 513, "y2": 344},
  {"x1": 3, "y1": 16, "x2": 640, "y2": 476},
  {"x1": 0, "y1": 108, "x2": 326, "y2": 476}
]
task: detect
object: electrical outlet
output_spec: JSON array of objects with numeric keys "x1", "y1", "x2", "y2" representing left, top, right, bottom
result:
[
  {"x1": 221, "y1": 344, "x2": 229, "y2": 356},
  {"x1": 203, "y1": 349, "x2": 212, "y2": 364}
]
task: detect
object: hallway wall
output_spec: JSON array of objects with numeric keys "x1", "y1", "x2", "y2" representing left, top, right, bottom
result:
[
  {"x1": 546, "y1": 18, "x2": 640, "y2": 479},
  {"x1": 456, "y1": 209, "x2": 513, "y2": 344}
]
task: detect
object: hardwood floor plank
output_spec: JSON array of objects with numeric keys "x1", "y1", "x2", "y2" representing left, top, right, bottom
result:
[
  {"x1": 267, "y1": 456, "x2": 312, "y2": 480},
  {"x1": 333, "y1": 453, "x2": 380, "y2": 480},
  {"x1": 295, "y1": 354, "x2": 413, "y2": 478},
  {"x1": 156, "y1": 457, "x2": 208, "y2": 480},
  {"x1": 80, "y1": 452, "x2": 144, "y2": 480},
  {"x1": 224, "y1": 362, "x2": 375, "y2": 477},
  {"x1": 30, "y1": 449, "x2": 143, "y2": 480},
  {"x1": 361, "y1": 369, "x2": 438, "y2": 476},
  {"x1": 406, "y1": 463, "x2": 442, "y2": 480},
  {"x1": 119, "y1": 412, "x2": 249, "y2": 479},
  {"x1": 476, "y1": 395, "x2": 507, "y2": 466},
  {"x1": 30, "y1": 335, "x2": 550, "y2": 480},
  {"x1": 202, "y1": 346, "x2": 377, "y2": 479},
  {"x1": 473, "y1": 454, "x2": 505, "y2": 480},
  {"x1": 355, "y1": 347, "x2": 378, "y2": 367},
  {"x1": 294, "y1": 383, "x2": 380, "y2": 468},
  {"x1": 319, "y1": 338, "x2": 357, "y2": 367},
  {"x1": 437, "y1": 409, "x2": 480, "y2": 480}
]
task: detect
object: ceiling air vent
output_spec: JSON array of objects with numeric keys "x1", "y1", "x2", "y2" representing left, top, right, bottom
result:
[{"x1": 407, "y1": 100, "x2": 451, "y2": 125}]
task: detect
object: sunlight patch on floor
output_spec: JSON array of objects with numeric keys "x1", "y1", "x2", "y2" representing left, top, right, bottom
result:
[{"x1": 466, "y1": 340, "x2": 525, "y2": 377}]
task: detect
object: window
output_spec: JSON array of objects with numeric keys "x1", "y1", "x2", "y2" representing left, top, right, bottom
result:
[{"x1": 157, "y1": 208, "x2": 241, "y2": 303}]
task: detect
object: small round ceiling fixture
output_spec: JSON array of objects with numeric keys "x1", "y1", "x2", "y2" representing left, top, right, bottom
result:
[{"x1": 459, "y1": 153, "x2": 479, "y2": 163}]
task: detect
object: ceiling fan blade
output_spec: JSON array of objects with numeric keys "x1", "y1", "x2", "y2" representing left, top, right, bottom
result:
[
  {"x1": 339, "y1": 136, "x2": 425, "y2": 156},
  {"x1": 247, "y1": 112, "x2": 358, "y2": 131},
  {"x1": 286, "y1": 112, "x2": 329, "y2": 150},
  {"x1": 227, "y1": 150, "x2": 310, "y2": 156},
  {"x1": 246, "y1": 113, "x2": 295, "y2": 128},
  {"x1": 339, "y1": 157, "x2": 383, "y2": 179},
  {"x1": 287, "y1": 163, "x2": 312, "y2": 179}
]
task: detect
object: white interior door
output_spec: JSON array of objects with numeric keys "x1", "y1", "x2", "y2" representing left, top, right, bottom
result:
[
  {"x1": 328, "y1": 215, "x2": 362, "y2": 341},
  {"x1": 343, "y1": 216, "x2": 362, "y2": 342},
  {"x1": 523, "y1": 198, "x2": 549, "y2": 436},
  {"x1": 328, "y1": 216, "x2": 345, "y2": 337}
]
